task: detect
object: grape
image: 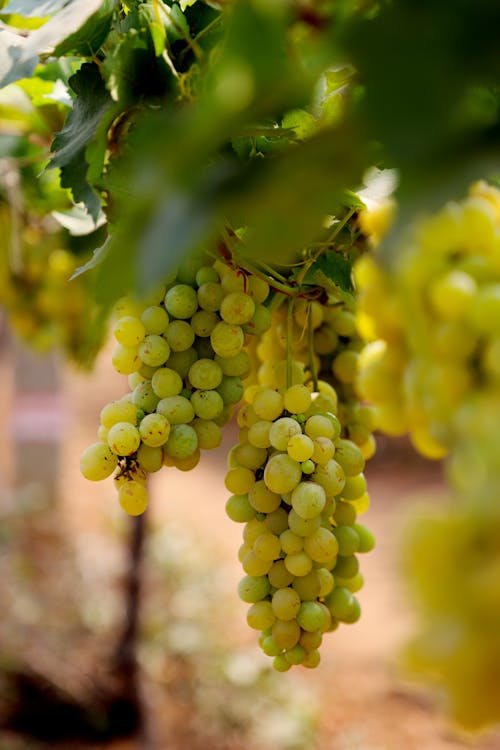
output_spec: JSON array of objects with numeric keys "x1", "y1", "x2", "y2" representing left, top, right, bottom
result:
[
  {"x1": 192, "y1": 418, "x2": 222, "y2": 449},
  {"x1": 291, "y1": 482, "x2": 326, "y2": 520},
  {"x1": 248, "y1": 480, "x2": 281, "y2": 513},
  {"x1": 156, "y1": 395, "x2": 195, "y2": 425},
  {"x1": 253, "y1": 388, "x2": 284, "y2": 421},
  {"x1": 118, "y1": 480, "x2": 148, "y2": 516},
  {"x1": 225, "y1": 467, "x2": 256, "y2": 494},
  {"x1": 303, "y1": 527, "x2": 339, "y2": 563},
  {"x1": 188, "y1": 358, "x2": 223, "y2": 390},
  {"x1": 217, "y1": 376, "x2": 244, "y2": 405},
  {"x1": 164, "y1": 284, "x2": 199, "y2": 319},
  {"x1": 112, "y1": 344, "x2": 141, "y2": 375},
  {"x1": 264, "y1": 453, "x2": 302, "y2": 494},
  {"x1": 138, "y1": 334, "x2": 171, "y2": 367},
  {"x1": 238, "y1": 575, "x2": 271, "y2": 603},
  {"x1": 305, "y1": 414, "x2": 336, "y2": 440},
  {"x1": 220, "y1": 291, "x2": 255, "y2": 325},
  {"x1": 292, "y1": 570, "x2": 321, "y2": 600},
  {"x1": 210, "y1": 321, "x2": 244, "y2": 358},
  {"x1": 166, "y1": 347, "x2": 198, "y2": 377},
  {"x1": 283, "y1": 384, "x2": 312, "y2": 414},
  {"x1": 137, "y1": 443, "x2": 164, "y2": 472},
  {"x1": 215, "y1": 350, "x2": 250, "y2": 377},
  {"x1": 272, "y1": 619, "x2": 301, "y2": 650},
  {"x1": 280, "y1": 529, "x2": 304, "y2": 554},
  {"x1": 133, "y1": 381, "x2": 160, "y2": 413},
  {"x1": 287, "y1": 509, "x2": 321, "y2": 537},
  {"x1": 100, "y1": 400, "x2": 138, "y2": 428},
  {"x1": 191, "y1": 309, "x2": 218, "y2": 337},
  {"x1": 247, "y1": 420, "x2": 272, "y2": 448},
  {"x1": 271, "y1": 588, "x2": 301, "y2": 620},
  {"x1": 297, "y1": 601, "x2": 326, "y2": 632},
  {"x1": 80, "y1": 442, "x2": 118, "y2": 481},
  {"x1": 284, "y1": 551, "x2": 313, "y2": 576},
  {"x1": 139, "y1": 413, "x2": 170, "y2": 447},
  {"x1": 141, "y1": 305, "x2": 169, "y2": 334},
  {"x1": 197, "y1": 282, "x2": 224, "y2": 312},
  {"x1": 225, "y1": 494, "x2": 256, "y2": 523},
  {"x1": 165, "y1": 320, "x2": 195, "y2": 352},
  {"x1": 247, "y1": 601, "x2": 276, "y2": 630},
  {"x1": 243, "y1": 303, "x2": 272, "y2": 336},
  {"x1": 190, "y1": 389, "x2": 224, "y2": 420},
  {"x1": 164, "y1": 424, "x2": 198, "y2": 459},
  {"x1": 151, "y1": 367, "x2": 183, "y2": 398},
  {"x1": 273, "y1": 654, "x2": 292, "y2": 672},
  {"x1": 114, "y1": 315, "x2": 146, "y2": 347},
  {"x1": 334, "y1": 439, "x2": 365, "y2": 476},
  {"x1": 107, "y1": 422, "x2": 141, "y2": 456},
  {"x1": 253, "y1": 532, "x2": 282, "y2": 561},
  {"x1": 269, "y1": 417, "x2": 302, "y2": 451},
  {"x1": 268, "y1": 560, "x2": 295, "y2": 588}
]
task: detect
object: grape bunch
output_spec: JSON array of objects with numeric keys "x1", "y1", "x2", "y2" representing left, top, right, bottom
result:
[
  {"x1": 252, "y1": 293, "x2": 377, "y2": 464},
  {"x1": 225, "y1": 379, "x2": 374, "y2": 670},
  {"x1": 80, "y1": 256, "x2": 271, "y2": 515},
  {"x1": 355, "y1": 180, "x2": 500, "y2": 466}
]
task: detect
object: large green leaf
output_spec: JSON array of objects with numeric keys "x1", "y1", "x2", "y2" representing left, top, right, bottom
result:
[{"x1": 49, "y1": 62, "x2": 115, "y2": 219}]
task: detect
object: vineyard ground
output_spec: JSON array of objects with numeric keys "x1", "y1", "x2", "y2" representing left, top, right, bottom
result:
[{"x1": 1, "y1": 338, "x2": 500, "y2": 750}]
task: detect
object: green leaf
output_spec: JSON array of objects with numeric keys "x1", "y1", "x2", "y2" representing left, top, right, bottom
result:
[
  {"x1": 301, "y1": 251, "x2": 353, "y2": 293},
  {"x1": 52, "y1": 0, "x2": 116, "y2": 57},
  {"x1": 70, "y1": 236, "x2": 110, "y2": 279},
  {"x1": 49, "y1": 62, "x2": 114, "y2": 218}
]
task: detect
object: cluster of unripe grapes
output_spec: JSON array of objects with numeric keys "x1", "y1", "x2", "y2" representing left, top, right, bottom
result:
[
  {"x1": 80, "y1": 256, "x2": 272, "y2": 514},
  {"x1": 226, "y1": 380, "x2": 374, "y2": 670},
  {"x1": 355, "y1": 180, "x2": 500, "y2": 466}
]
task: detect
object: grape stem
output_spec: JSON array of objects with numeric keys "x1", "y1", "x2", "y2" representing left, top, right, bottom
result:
[
  {"x1": 307, "y1": 306, "x2": 319, "y2": 392},
  {"x1": 286, "y1": 297, "x2": 294, "y2": 390}
]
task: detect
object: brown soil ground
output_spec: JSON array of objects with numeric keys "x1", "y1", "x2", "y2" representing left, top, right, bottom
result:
[{"x1": 2, "y1": 336, "x2": 500, "y2": 750}]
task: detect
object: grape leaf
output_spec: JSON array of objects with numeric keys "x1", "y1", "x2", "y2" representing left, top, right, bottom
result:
[
  {"x1": 49, "y1": 62, "x2": 114, "y2": 219},
  {"x1": 300, "y1": 251, "x2": 353, "y2": 293}
]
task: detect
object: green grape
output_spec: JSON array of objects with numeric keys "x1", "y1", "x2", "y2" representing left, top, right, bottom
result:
[
  {"x1": 151, "y1": 367, "x2": 183, "y2": 398},
  {"x1": 118, "y1": 480, "x2": 148, "y2": 516},
  {"x1": 197, "y1": 282, "x2": 224, "y2": 312},
  {"x1": 311, "y1": 436, "x2": 335, "y2": 465},
  {"x1": 210, "y1": 321, "x2": 244, "y2": 358},
  {"x1": 164, "y1": 284, "x2": 199, "y2": 319},
  {"x1": 334, "y1": 439, "x2": 365, "y2": 476},
  {"x1": 112, "y1": 344, "x2": 141, "y2": 375},
  {"x1": 100, "y1": 399, "x2": 138, "y2": 428},
  {"x1": 265, "y1": 507, "x2": 289, "y2": 535},
  {"x1": 133, "y1": 381, "x2": 160, "y2": 413},
  {"x1": 247, "y1": 420, "x2": 272, "y2": 448},
  {"x1": 238, "y1": 575, "x2": 271, "y2": 603},
  {"x1": 243, "y1": 303, "x2": 272, "y2": 336},
  {"x1": 272, "y1": 619, "x2": 301, "y2": 650},
  {"x1": 305, "y1": 414, "x2": 336, "y2": 440},
  {"x1": 80, "y1": 442, "x2": 118, "y2": 481},
  {"x1": 194, "y1": 336, "x2": 215, "y2": 360},
  {"x1": 190, "y1": 389, "x2": 224, "y2": 420},
  {"x1": 325, "y1": 587, "x2": 356, "y2": 621},
  {"x1": 342, "y1": 473, "x2": 367, "y2": 500},
  {"x1": 303, "y1": 527, "x2": 339, "y2": 563},
  {"x1": 332, "y1": 349, "x2": 359, "y2": 384},
  {"x1": 272, "y1": 587, "x2": 301, "y2": 621},
  {"x1": 164, "y1": 424, "x2": 198, "y2": 459},
  {"x1": 113, "y1": 315, "x2": 146, "y2": 347},
  {"x1": 217, "y1": 375, "x2": 244, "y2": 405},
  {"x1": 138, "y1": 334, "x2": 171, "y2": 367},
  {"x1": 191, "y1": 309, "x2": 218, "y2": 337},
  {"x1": 280, "y1": 529, "x2": 304, "y2": 554},
  {"x1": 334, "y1": 554, "x2": 359, "y2": 579},
  {"x1": 225, "y1": 466, "x2": 256, "y2": 494},
  {"x1": 284, "y1": 551, "x2": 313, "y2": 576},
  {"x1": 195, "y1": 265, "x2": 219, "y2": 286},
  {"x1": 291, "y1": 481, "x2": 326, "y2": 520},
  {"x1": 234, "y1": 442, "x2": 267, "y2": 470},
  {"x1": 264, "y1": 454, "x2": 302, "y2": 494},
  {"x1": 225, "y1": 494, "x2": 256, "y2": 523},
  {"x1": 261, "y1": 635, "x2": 282, "y2": 657},
  {"x1": 166, "y1": 347, "x2": 198, "y2": 377},
  {"x1": 156, "y1": 395, "x2": 195, "y2": 425},
  {"x1": 287, "y1": 433, "x2": 314, "y2": 462},
  {"x1": 269, "y1": 417, "x2": 302, "y2": 451},
  {"x1": 139, "y1": 413, "x2": 170, "y2": 447},
  {"x1": 273, "y1": 654, "x2": 292, "y2": 672},
  {"x1": 220, "y1": 291, "x2": 255, "y2": 325},
  {"x1": 137, "y1": 443, "x2": 163, "y2": 472},
  {"x1": 247, "y1": 601, "x2": 276, "y2": 630},
  {"x1": 253, "y1": 532, "x2": 282, "y2": 561},
  {"x1": 188, "y1": 358, "x2": 223, "y2": 390},
  {"x1": 292, "y1": 569, "x2": 321, "y2": 600},
  {"x1": 107, "y1": 422, "x2": 141, "y2": 456},
  {"x1": 253, "y1": 388, "x2": 284, "y2": 421},
  {"x1": 302, "y1": 650, "x2": 321, "y2": 668},
  {"x1": 141, "y1": 305, "x2": 169, "y2": 334},
  {"x1": 215, "y1": 350, "x2": 250, "y2": 377},
  {"x1": 353, "y1": 523, "x2": 376, "y2": 552},
  {"x1": 333, "y1": 526, "x2": 360, "y2": 556},
  {"x1": 165, "y1": 320, "x2": 195, "y2": 352},
  {"x1": 296, "y1": 601, "x2": 326, "y2": 632},
  {"x1": 334, "y1": 500, "x2": 357, "y2": 526},
  {"x1": 283, "y1": 384, "x2": 312, "y2": 414},
  {"x1": 243, "y1": 518, "x2": 269, "y2": 545},
  {"x1": 301, "y1": 459, "x2": 315, "y2": 474},
  {"x1": 248, "y1": 480, "x2": 281, "y2": 513},
  {"x1": 287, "y1": 509, "x2": 321, "y2": 537},
  {"x1": 268, "y1": 560, "x2": 295, "y2": 588},
  {"x1": 192, "y1": 418, "x2": 222, "y2": 449},
  {"x1": 299, "y1": 629, "x2": 323, "y2": 652}
]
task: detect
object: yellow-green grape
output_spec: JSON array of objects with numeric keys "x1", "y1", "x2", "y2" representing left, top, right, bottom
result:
[
  {"x1": 271, "y1": 587, "x2": 301, "y2": 620},
  {"x1": 283, "y1": 384, "x2": 312, "y2": 414},
  {"x1": 151, "y1": 367, "x2": 183, "y2": 398},
  {"x1": 268, "y1": 417, "x2": 302, "y2": 451},
  {"x1": 114, "y1": 315, "x2": 146, "y2": 347},
  {"x1": 225, "y1": 494, "x2": 256, "y2": 523},
  {"x1": 112, "y1": 344, "x2": 141, "y2": 375},
  {"x1": 190, "y1": 389, "x2": 224, "y2": 420},
  {"x1": 192, "y1": 418, "x2": 222, "y2": 449},
  {"x1": 100, "y1": 399, "x2": 138, "y2": 428},
  {"x1": 141, "y1": 305, "x2": 169, "y2": 334},
  {"x1": 188, "y1": 358, "x2": 223, "y2": 389},
  {"x1": 197, "y1": 281, "x2": 224, "y2": 311},
  {"x1": 191, "y1": 309, "x2": 218, "y2": 337},
  {"x1": 132, "y1": 381, "x2": 160, "y2": 413},
  {"x1": 225, "y1": 466, "x2": 256, "y2": 494},
  {"x1": 107, "y1": 422, "x2": 141, "y2": 456},
  {"x1": 164, "y1": 424, "x2": 198, "y2": 459},
  {"x1": 139, "y1": 413, "x2": 171, "y2": 447},
  {"x1": 247, "y1": 601, "x2": 276, "y2": 630},
  {"x1": 137, "y1": 443, "x2": 164, "y2": 472},
  {"x1": 287, "y1": 433, "x2": 314, "y2": 462},
  {"x1": 220, "y1": 291, "x2": 255, "y2": 325},
  {"x1": 138, "y1": 334, "x2": 171, "y2": 367},
  {"x1": 264, "y1": 454, "x2": 302, "y2": 494},
  {"x1": 156, "y1": 395, "x2": 195, "y2": 425},
  {"x1": 291, "y1": 482, "x2": 326, "y2": 519},
  {"x1": 164, "y1": 283, "x2": 199, "y2": 319},
  {"x1": 118, "y1": 480, "x2": 149, "y2": 516},
  {"x1": 80, "y1": 442, "x2": 118, "y2": 481},
  {"x1": 165, "y1": 319, "x2": 195, "y2": 351},
  {"x1": 210, "y1": 321, "x2": 244, "y2": 358}
]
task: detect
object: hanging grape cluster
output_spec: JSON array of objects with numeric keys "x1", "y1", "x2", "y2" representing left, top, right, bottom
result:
[
  {"x1": 226, "y1": 379, "x2": 374, "y2": 670},
  {"x1": 80, "y1": 255, "x2": 271, "y2": 514}
]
